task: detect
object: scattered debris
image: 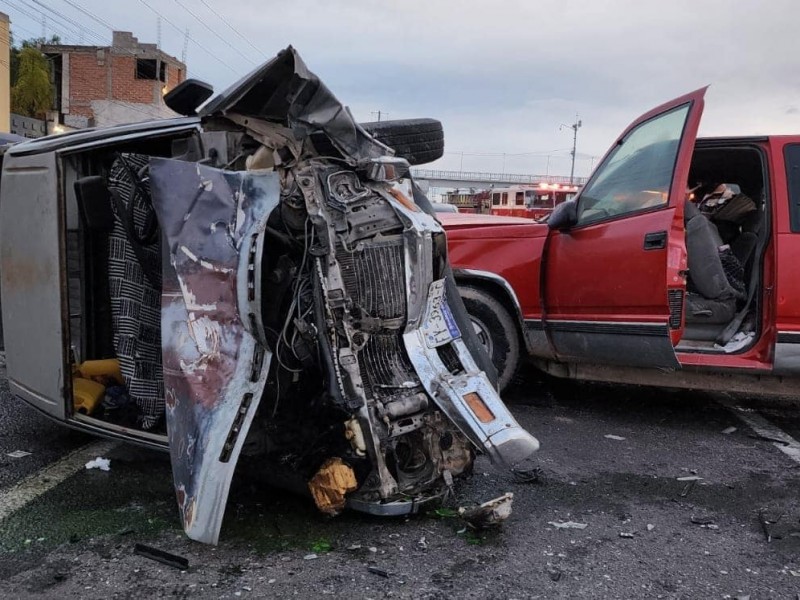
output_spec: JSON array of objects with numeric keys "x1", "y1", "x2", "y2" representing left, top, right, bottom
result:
[
  {"x1": 604, "y1": 434, "x2": 626, "y2": 441},
  {"x1": 547, "y1": 568, "x2": 563, "y2": 582},
  {"x1": 367, "y1": 566, "x2": 389, "y2": 578},
  {"x1": 678, "y1": 477, "x2": 700, "y2": 498},
  {"x1": 549, "y1": 521, "x2": 588, "y2": 530},
  {"x1": 310, "y1": 539, "x2": 332, "y2": 553},
  {"x1": 417, "y1": 536, "x2": 428, "y2": 550},
  {"x1": 346, "y1": 544, "x2": 362, "y2": 551},
  {"x1": 133, "y1": 543, "x2": 189, "y2": 570},
  {"x1": 759, "y1": 509, "x2": 785, "y2": 543},
  {"x1": 303, "y1": 554, "x2": 318, "y2": 560},
  {"x1": 512, "y1": 466, "x2": 542, "y2": 483},
  {"x1": 690, "y1": 516, "x2": 719, "y2": 530},
  {"x1": 690, "y1": 516, "x2": 715, "y2": 525},
  {"x1": 748, "y1": 433, "x2": 789, "y2": 446},
  {"x1": 433, "y1": 507, "x2": 458, "y2": 518},
  {"x1": 459, "y1": 492, "x2": 514, "y2": 529},
  {"x1": 619, "y1": 532, "x2": 635, "y2": 538},
  {"x1": 6, "y1": 450, "x2": 32, "y2": 458},
  {"x1": 85, "y1": 457, "x2": 111, "y2": 471},
  {"x1": 789, "y1": 569, "x2": 800, "y2": 577},
  {"x1": 307, "y1": 457, "x2": 358, "y2": 515},
  {"x1": 647, "y1": 524, "x2": 655, "y2": 532},
  {"x1": 721, "y1": 426, "x2": 738, "y2": 435}
]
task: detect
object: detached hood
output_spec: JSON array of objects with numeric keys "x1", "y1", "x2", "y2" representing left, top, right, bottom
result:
[{"x1": 200, "y1": 46, "x2": 389, "y2": 165}]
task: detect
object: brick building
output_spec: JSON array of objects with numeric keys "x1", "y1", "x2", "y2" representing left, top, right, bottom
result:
[{"x1": 42, "y1": 31, "x2": 186, "y2": 129}]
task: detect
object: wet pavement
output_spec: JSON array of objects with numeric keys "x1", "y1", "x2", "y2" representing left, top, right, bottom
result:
[{"x1": 1, "y1": 368, "x2": 800, "y2": 599}]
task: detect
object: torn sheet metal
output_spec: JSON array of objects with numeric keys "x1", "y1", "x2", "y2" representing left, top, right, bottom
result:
[
  {"x1": 459, "y1": 492, "x2": 514, "y2": 529},
  {"x1": 200, "y1": 46, "x2": 389, "y2": 166},
  {"x1": 149, "y1": 158, "x2": 278, "y2": 544}
]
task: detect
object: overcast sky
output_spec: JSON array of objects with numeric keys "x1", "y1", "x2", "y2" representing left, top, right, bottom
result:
[{"x1": 6, "y1": 0, "x2": 800, "y2": 177}]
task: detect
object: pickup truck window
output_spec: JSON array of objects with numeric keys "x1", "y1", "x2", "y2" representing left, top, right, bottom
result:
[
  {"x1": 784, "y1": 144, "x2": 800, "y2": 232},
  {"x1": 576, "y1": 104, "x2": 690, "y2": 226}
]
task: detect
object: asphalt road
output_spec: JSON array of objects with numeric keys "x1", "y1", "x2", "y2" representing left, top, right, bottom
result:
[
  {"x1": 1, "y1": 366, "x2": 800, "y2": 599},
  {"x1": 0, "y1": 360, "x2": 90, "y2": 491}
]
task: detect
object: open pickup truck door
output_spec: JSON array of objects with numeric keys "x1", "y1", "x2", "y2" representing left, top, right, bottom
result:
[{"x1": 543, "y1": 88, "x2": 705, "y2": 368}]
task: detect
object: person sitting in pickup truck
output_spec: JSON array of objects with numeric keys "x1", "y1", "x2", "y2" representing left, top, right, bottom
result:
[
  {"x1": 697, "y1": 183, "x2": 758, "y2": 244},
  {"x1": 683, "y1": 189, "x2": 748, "y2": 333}
]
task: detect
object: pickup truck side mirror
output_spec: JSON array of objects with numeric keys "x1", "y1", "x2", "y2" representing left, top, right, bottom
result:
[
  {"x1": 547, "y1": 200, "x2": 578, "y2": 230},
  {"x1": 164, "y1": 79, "x2": 215, "y2": 116}
]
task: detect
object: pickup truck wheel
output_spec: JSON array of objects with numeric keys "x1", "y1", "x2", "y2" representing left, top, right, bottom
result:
[
  {"x1": 359, "y1": 118, "x2": 444, "y2": 165},
  {"x1": 459, "y1": 286, "x2": 521, "y2": 393}
]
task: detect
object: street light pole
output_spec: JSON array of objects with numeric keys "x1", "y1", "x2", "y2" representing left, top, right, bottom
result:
[{"x1": 561, "y1": 115, "x2": 582, "y2": 184}]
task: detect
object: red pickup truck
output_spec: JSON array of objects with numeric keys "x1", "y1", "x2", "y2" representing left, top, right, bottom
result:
[{"x1": 441, "y1": 88, "x2": 800, "y2": 396}]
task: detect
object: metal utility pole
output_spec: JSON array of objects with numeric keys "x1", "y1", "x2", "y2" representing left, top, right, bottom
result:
[
  {"x1": 181, "y1": 28, "x2": 190, "y2": 72},
  {"x1": 371, "y1": 110, "x2": 388, "y2": 122},
  {"x1": 561, "y1": 115, "x2": 582, "y2": 184}
]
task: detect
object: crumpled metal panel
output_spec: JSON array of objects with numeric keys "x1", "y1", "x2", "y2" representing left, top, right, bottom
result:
[
  {"x1": 200, "y1": 46, "x2": 388, "y2": 166},
  {"x1": 149, "y1": 158, "x2": 278, "y2": 544}
]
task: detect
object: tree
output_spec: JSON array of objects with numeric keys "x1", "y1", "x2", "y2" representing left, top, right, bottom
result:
[
  {"x1": 11, "y1": 34, "x2": 61, "y2": 87},
  {"x1": 11, "y1": 46, "x2": 53, "y2": 118}
]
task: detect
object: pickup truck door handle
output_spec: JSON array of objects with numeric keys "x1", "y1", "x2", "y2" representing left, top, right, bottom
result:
[{"x1": 643, "y1": 231, "x2": 667, "y2": 250}]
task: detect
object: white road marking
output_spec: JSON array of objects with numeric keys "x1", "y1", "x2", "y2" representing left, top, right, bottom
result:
[
  {"x1": 721, "y1": 400, "x2": 800, "y2": 464},
  {"x1": 0, "y1": 439, "x2": 119, "y2": 522}
]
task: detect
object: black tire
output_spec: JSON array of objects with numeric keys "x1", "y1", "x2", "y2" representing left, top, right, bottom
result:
[
  {"x1": 459, "y1": 286, "x2": 521, "y2": 394},
  {"x1": 359, "y1": 118, "x2": 444, "y2": 165}
]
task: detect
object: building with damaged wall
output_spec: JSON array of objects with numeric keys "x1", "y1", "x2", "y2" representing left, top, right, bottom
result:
[{"x1": 42, "y1": 31, "x2": 186, "y2": 129}]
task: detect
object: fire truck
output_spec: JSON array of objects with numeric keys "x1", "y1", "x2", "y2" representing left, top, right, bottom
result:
[{"x1": 489, "y1": 183, "x2": 580, "y2": 220}]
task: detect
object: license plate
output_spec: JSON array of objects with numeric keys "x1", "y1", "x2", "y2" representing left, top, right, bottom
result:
[{"x1": 421, "y1": 279, "x2": 461, "y2": 348}]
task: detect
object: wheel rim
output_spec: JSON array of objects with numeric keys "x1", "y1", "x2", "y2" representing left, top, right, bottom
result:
[{"x1": 470, "y1": 316, "x2": 494, "y2": 358}]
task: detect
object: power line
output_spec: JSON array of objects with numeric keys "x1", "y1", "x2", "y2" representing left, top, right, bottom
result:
[
  {"x1": 8, "y1": 22, "x2": 40, "y2": 41},
  {"x1": 57, "y1": 0, "x2": 116, "y2": 33},
  {"x1": 137, "y1": 0, "x2": 238, "y2": 74},
  {"x1": 197, "y1": 0, "x2": 266, "y2": 58},
  {"x1": 9, "y1": 0, "x2": 217, "y2": 83},
  {"x1": 26, "y1": 0, "x2": 106, "y2": 44},
  {"x1": 22, "y1": 0, "x2": 234, "y2": 81},
  {"x1": 170, "y1": 0, "x2": 256, "y2": 65},
  {"x1": 63, "y1": 0, "x2": 215, "y2": 83},
  {"x1": 3, "y1": 4, "x2": 180, "y2": 122},
  {"x1": 13, "y1": 0, "x2": 104, "y2": 45}
]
